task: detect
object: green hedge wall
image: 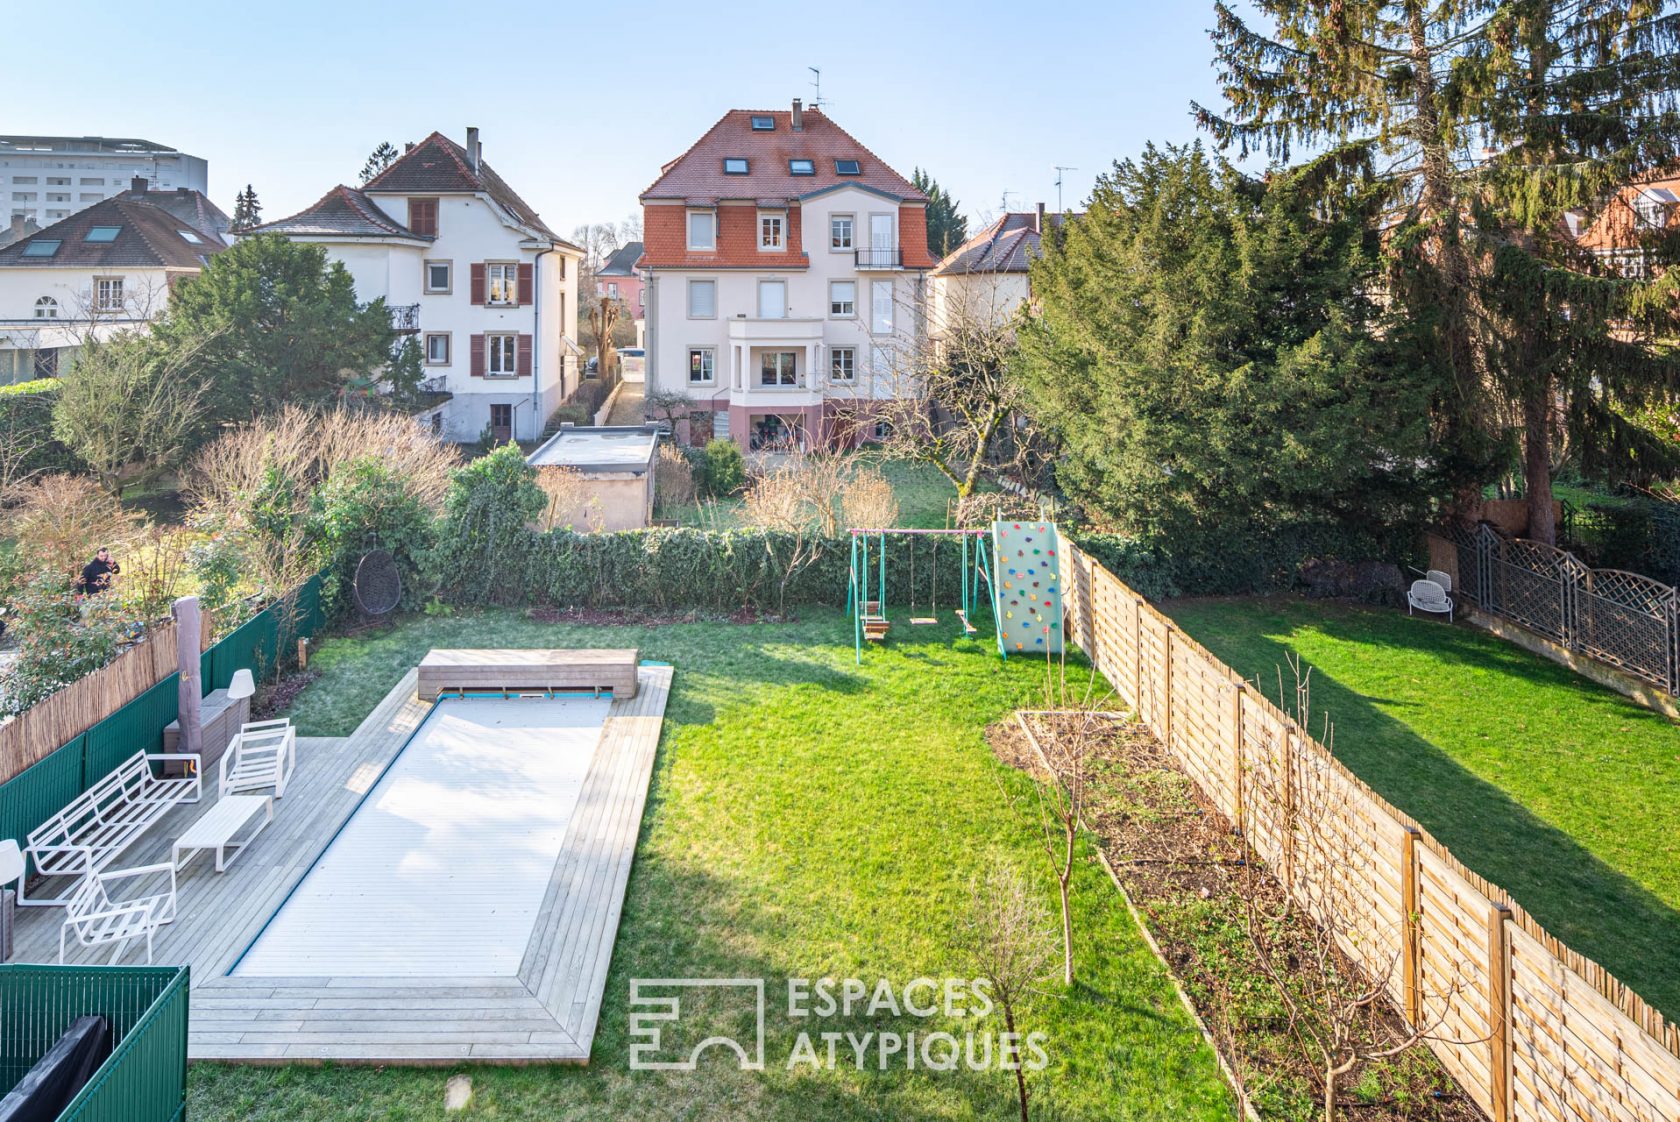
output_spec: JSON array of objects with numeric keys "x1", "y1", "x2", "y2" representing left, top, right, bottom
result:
[{"x1": 0, "y1": 378, "x2": 78, "y2": 478}]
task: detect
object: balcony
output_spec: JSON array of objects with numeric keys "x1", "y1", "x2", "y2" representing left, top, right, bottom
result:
[
  {"x1": 854, "y1": 247, "x2": 903, "y2": 270},
  {"x1": 389, "y1": 303, "x2": 421, "y2": 333},
  {"x1": 725, "y1": 315, "x2": 823, "y2": 343}
]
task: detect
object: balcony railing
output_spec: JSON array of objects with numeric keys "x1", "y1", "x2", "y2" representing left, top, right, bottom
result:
[
  {"x1": 854, "y1": 247, "x2": 902, "y2": 269},
  {"x1": 389, "y1": 303, "x2": 421, "y2": 333}
]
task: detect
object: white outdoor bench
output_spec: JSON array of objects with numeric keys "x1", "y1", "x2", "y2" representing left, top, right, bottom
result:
[
  {"x1": 173, "y1": 794, "x2": 272, "y2": 874},
  {"x1": 19, "y1": 750, "x2": 201, "y2": 907}
]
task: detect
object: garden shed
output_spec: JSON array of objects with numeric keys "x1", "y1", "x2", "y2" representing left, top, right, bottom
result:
[{"x1": 526, "y1": 423, "x2": 661, "y2": 531}]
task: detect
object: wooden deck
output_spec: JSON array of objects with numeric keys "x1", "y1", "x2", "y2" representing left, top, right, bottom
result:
[{"x1": 8, "y1": 663, "x2": 673, "y2": 1065}]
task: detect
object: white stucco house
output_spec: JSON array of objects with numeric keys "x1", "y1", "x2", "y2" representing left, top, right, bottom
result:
[
  {"x1": 926, "y1": 206, "x2": 1076, "y2": 338},
  {"x1": 250, "y1": 129, "x2": 583, "y2": 443},
  {"x1": 0, "y1": 180, "x2": 228, "y2": 383},
  {"x1": 639, "y1": 100, "x2": 937, "y2": 450}
]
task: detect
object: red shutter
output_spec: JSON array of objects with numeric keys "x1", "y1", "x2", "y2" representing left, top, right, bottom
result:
[
  {"x1": 470, "y1": 264, "x2": 486, "y2": 306},
  {"x1": 517, "y1": 263, "x2": 533, "y2": 307},
  {"x1": 470, "y1": 334, "x2": 485, "y2": 377},
  {"x1": 518, "y1": 334, "x2": 533, "y2": 377}
]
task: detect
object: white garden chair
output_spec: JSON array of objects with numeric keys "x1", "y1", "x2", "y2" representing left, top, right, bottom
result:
[
  {"x1": 1407, "y1": 579, "x2": 1453, "y2": 622},
  {"x1": 1426, "y1": 569, "x2": 1453, "y2": 594},
  {"x1": 218, "y1": 719, "x2": 297, "y2": 799},
  {"x1": 59, "y1": 860, "x2": 178, "y2": 964}
]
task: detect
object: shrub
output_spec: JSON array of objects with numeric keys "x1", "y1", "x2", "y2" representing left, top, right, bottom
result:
[
  {"x1": 700, "y1": 439, "x2": 746, "y2": 497},
  {"x1": 653, "y1": 444, "x2": 695, "y2": 510},
  {"x1": 7, "y1": 474, "x2": 143, "y2": 583},
  {"x1": 0, "y1": 379, "x2": 78, "y2": 495},
  {"x1": 313, "y1": 456, "x2": 437, "y2": 615},
  {"x1": 429, "y1": 443, "x2": 547, "y2": 603},
  {"x1": 0, "y1": 570, "x2": 135, "y2": 716}
]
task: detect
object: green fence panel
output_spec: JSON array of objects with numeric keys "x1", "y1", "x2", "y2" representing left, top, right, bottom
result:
[
  {"x1": 206, "y1": 608, "x2": 281, "y2": 695},
  {"x1": 0, "y1": 964, "x2": 188, "y2": 1122},
  {"x1": 0, "y1": 738, "x2": 85, "y2": 849},
  {"x1": 81, "y1": 675, "x2": 180, "y2": 790},
  {"x1": 198, "y1": 644, "x2": 213, "y2": 700}
]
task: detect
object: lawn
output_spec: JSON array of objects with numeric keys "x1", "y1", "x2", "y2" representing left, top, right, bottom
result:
[
  {"x1": 1165, "y1": 596, "x2": 1680, "y2": 1018},
  {"x1": 662, "y1": 456, "x2": 979, "y2": 530},
  {"x1": 189, "y1": 609, "x2": 1235, "y2": 1122}
]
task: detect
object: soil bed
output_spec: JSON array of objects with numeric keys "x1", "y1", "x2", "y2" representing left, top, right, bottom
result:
[{"x1": 990, "y1": 713, "x2": 1480, "y2": 1122}]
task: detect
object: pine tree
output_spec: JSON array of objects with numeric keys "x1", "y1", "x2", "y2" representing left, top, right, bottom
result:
[
  {"x1": 912, "y1": 169, "x2": 969, "y2": 260},
  {"x1": 1195, "y1": 1, "x2": 1680, "y2": 542},
  {"x1": 360, "y1": 142, "x2": 399, "y2": 185},
  {"x1": 230, "y1": 185, "x2": 262, "y2": 233}
]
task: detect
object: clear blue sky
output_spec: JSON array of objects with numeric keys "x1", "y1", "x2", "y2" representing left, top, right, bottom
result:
[{"x1": 4, "y1": 1, "x2": 1247, "y2": 236}]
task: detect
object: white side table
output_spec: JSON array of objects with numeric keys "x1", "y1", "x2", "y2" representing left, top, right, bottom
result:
[{"x1": 173, "y1": 795, "x2": 273, "y2": 874}]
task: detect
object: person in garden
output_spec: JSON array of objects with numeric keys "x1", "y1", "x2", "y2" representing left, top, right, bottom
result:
[{"x1": 77, "y1": 547, "x2": 121, "y2": 595}]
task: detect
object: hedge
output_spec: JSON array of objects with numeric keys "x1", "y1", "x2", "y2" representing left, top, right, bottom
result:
[{"x1": 0, "y1": 378, "x2": 78, "y2": 478}]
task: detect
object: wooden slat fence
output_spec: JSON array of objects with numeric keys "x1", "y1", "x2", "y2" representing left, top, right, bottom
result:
[{"x1": 1061, "y1": 540, "x2": 1680, "y2": 1122}]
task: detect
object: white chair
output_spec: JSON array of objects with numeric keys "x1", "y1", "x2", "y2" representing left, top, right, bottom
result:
[
  {"x1": 1407, "y1": 579, "x2": 1453, "y2": 622},
  {"x1": 1426, "y1": 569, "x2": 1453, "y2": 594},
  {"x1": 59, "y1": 860, "x2": 178, "y2": 964},
  {"x1": 218, "y1": 719, "x2": 297, "y2": 800}
]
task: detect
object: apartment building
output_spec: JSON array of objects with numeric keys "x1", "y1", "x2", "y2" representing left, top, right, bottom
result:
[
  {"x1": 0, "y1": 136, "x2": 209, "y2": 227},
  {"x1": 251, "y1": 129, "x2": 583, "y2": 443},
  {"x1": 639, "y1": 100, "x2": 936, "y2": 449}
]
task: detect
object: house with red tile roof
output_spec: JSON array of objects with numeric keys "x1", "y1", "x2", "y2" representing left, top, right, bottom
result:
[
  {"x1": 640, "y1": 100, "x2": 936, "y2": 449},
  {"x1": 927, "y1": 205, "x2": 1078, "y2": 337},
  {"x1": 251, "y1": 128, "x2": 584, "y2": 443},
  {"x1": 1569, "y1": 172, "x2": 1680, "y2": 279}
]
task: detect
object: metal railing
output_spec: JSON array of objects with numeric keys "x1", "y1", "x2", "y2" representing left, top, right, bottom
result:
[
  {"x1": 854, "y1": 247, "x2": 902, "y2": 268},
  {"x1": 1451, "y1": 523, "x2": 1679, "y2": 693},
  {"x1": 389, "y1": 303, "x2": 420, "y2": 333}
]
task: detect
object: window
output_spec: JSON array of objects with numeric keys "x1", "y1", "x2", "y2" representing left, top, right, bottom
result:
[
  {"x1": 21, "y1": 239, "x2": 58, "y2": 257},
  {"x1": 94, "y1": 277, "x2": 124, "y2": 312},
  {"x1": 757, "y1": 279, "x2": 786, "y2": 318},
  {"x1": 723, "y1": 158, "x2": 749, "y2": 175},
  {"x1": 425, "y1": 332, "x2": 450, "y2": 365},
  {"x1": 11, "y1": 177, "x2": 36, "y2": 185},
  {"x1": 84, "y1": 226, "x2": 121, "y2": 242},
  {"x1": 176, "y1": 229, "x2": 202, "y2": 244},
  {"x1": 687, "y1": 210, "x2": 715, "y2": 251},
  {"x1": 829, "y1": 280, "x2": 855, "y2": 317},
  {"x1": 871, "y1": 280, "x2": 893, "y2": 332},
  {"x1": 835, "y1": 159, "x2": 861, "y2": 175},
  {"x1": 750, "y1": 115, "x2": 775, "y2": 130},
  {"x1": 408, "y1": 198, "x2": 438, "y2": 237},
  {"x1": 759, "y1": 211, "x2": 784, "y2": 250},
  {"x1": 34, "y1": 296, "x2": 57, "y2": 319},
  {"x1": 79, "y1": 193, "x2": 102, "y2": 202},
  {"x1": 13, "y1": 193, "x2": 36, "y2": 203},
  {"x1": 687, "y1": 279, "x2": 716, "y2": 318},
  {"x1": 486, "y1": 333, "x2": 518, "y2": 377},
  {"x1": 485, "y1": 262, "x2": 516, "y2": 305},
  {"x1": 33, "y1": 348, "x2": 58, "y2": 378},
  {"x1": 760, "y1": 351, "x2": 797, "y2": 386},
  {"x1": 789, "y1": 159, "x2": 815, "y2": 176},
  {"x1": 688, "y1": 347, "x2": 715, "y2": 384},
  {"x1": 830, "y1": 214, "x2": 853, "y2": 250},
  {"x1": 425, "y1": 260, "x2": 452, "y2": 294},
  {"x1": 46, "y1": 194, "x2": 69, "y2": 204},
  {"x1": 46, "y1": 177, "x2": 68, "y2": 186},
  {"x1": 830, "y1": 346, "x2": 856, "y2": 382},
  {"x1": 606, "y1": 281, "x2": 620, "y2": 298},
  {"x1": 79, "y1": 177, "x2": 102, "y2": 186},
  {"x1": 431, "y1": 412, "x2": 443, "y2": 435}
]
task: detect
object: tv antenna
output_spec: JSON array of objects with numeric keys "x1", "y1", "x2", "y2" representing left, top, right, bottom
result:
[
  {"x1": 999, "y1": 189, "x2": 1019, "y2": 212},
  {"x1": 1054, "y1": 166, "x2": 1078, "y2": 212},
  {"x1": 808, "y1": 67, "x2": 828, "y2": 109}
]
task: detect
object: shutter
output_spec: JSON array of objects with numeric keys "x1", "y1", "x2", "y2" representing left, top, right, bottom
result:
[
  {"x1": 518, "y1": 334, "x2": 533, "y2": 377},
  {"x1": 517, "y1": 263, "x2": 533, "y2": 307},
  {"x1": 470, "y1": 264, "x2": 486, "y2": 306},
  {"x1": 470, "y1": 334, "x2": 485, "y2": 377}
]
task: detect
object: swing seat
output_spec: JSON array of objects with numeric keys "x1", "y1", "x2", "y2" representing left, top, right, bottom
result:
[
  {"x1": 863, "y1": 618, "x2": 890, "y2": 641},
  {"x1": 909, "y1": 616, "x2": 938, "y2": 626},
  {"x1": 953, "y1": 609, "x2": 978, "y2": 636}
]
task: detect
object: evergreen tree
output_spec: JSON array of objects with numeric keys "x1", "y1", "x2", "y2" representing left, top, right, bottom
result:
[
  {"x1": 912, "y1": 168, "x2": 969, "y2": 260},
  {"x1": 360, "y1": 142, "x2": 399, "y2": 185},
  {"x1": 1196, "y1": 1, "x2": 1680, "y2": 542},
  {"x1": 230, "y1": 185, "x2": 262, "y2": 233},
  {"x1": 1015, "y1": 143, "x2": 1450, "y2": 549}
]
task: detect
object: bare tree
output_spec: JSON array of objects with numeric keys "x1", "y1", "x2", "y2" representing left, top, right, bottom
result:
[
  {"x1": 839, "y1": 470, "x2": 899, "y2": 530},
  {"x1": 586, "y1": 295, "x2": 622, "y2": 377},
  {"x1": 643, "y1": 387, "x2": 695, "y2": 434},
  {"x1": 7, "y1": 474, "x2": 142, "y2": 582},
  {"x1": 960, "y1": 864, "x2": 1057, "y2": 1122},
  {"x1": 653, "y1": 444, "x2": 695, "y2": 510}
]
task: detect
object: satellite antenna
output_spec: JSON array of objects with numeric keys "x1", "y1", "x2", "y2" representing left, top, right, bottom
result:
[
  {"x1": 1054, "y1": 166, "x2": 1078, "y2": 213},
  {"x1": 808, "y1": 67, "x2": 827, "y2": 109}
]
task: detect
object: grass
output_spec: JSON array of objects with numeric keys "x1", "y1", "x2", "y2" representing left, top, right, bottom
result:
[
  {"x1": 661, "y1": 456, "x2": 981, "y2": 530},
  {"x1": 189, "y1": 608, "x2": 1235, "y2": 1122},
  {"x1": 1165, "y1": 596, "x2": 1680, "y2": 1018}
]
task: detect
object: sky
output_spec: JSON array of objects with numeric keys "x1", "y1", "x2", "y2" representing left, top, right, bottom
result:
[{"x1": 3, "y1": 1, "x2": 1249, "y2": 238}]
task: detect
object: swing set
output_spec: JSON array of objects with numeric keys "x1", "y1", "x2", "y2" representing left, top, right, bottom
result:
[{"x1": 845, "y1": 528, "x2": 1003, "y2": 664}]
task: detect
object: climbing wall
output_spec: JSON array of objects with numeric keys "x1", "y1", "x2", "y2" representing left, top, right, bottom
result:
[{"x1": 992, "y1": 521, "x2": 1063, "y2": 655}]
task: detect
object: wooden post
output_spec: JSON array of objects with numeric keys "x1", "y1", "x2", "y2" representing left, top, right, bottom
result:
[
  {"x1": 1133, "y1": 597, "x2": 1145, "y2": 716},
  {"x1": 1162, "y1": 622, "x2": 1175, "y2": 750},
  {"x1": 1401, "y1": 827, "x2": 1422, "y2": 1026},
  {"x1": 1488, "y1": 902, "x2": 1514, "y2": 1122},
  {"x1": 1231, "y1": 681, "x2": 1247, "y2": 835},
  {"x1": 1281, "y1": 721, "x2": 1297, "y2": 891}
]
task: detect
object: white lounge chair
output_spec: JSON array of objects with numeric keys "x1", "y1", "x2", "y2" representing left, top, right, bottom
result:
[
  {"x1": 59, "y1": 861, "x2": 178, "y2": 964},
  {"x1": 218, "y1": 719, "x2": 297, "y2": 800},
  {"x1": 1407, "y1": 579, "x2": 1453, "y2": 622}
]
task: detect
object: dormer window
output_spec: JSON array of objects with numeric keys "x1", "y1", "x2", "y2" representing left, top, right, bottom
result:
[
  {"x1": 750, "y1": 115, "x2": 775, "y2": 131},
  {"x1": 835, "y1": 159, "x2": 860, "y2": 175},
  {"x1": 724, "y1": 158, "x2": 749, "y2": 175},
  {"x1": 687, "y1": 209, "x2": 716, "y2": 251},
  {"x1": 789, "y1": 159, "x2": 815, "y2": 176}
]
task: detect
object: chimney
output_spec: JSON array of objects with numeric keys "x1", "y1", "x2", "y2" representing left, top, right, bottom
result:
[
  {"x1": 130, "y1": 176, "x2": 148, "y2": 195},
  {"x1": 1036, "y1": 201, "x2": 1045, "y2": 233},
  {"x1": 405, "y1": 141, "x2": 415, "y2": 153},
  {"x1": 791, "y1": 99, "x2": 803, "y2": 131},
  {"x1": 466, "y1": 127, "x2": 481, "y2": 173},
  {"x1": 10, "y1": 214, "x2": 24, "y2": 238}
]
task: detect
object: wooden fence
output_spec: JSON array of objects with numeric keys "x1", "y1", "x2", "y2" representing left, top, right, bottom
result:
[
  {"x1": 0, "y1": 622, "x2": 180, "y2": 785},
  {"x1": 1060, "y1": 541, "x2": 1680, "y2": 1122}
]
